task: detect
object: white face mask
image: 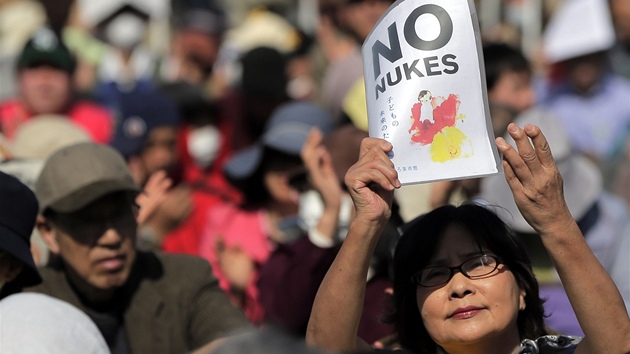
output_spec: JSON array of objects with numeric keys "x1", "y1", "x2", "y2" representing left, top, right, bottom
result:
[
  {"x1": 104, "y1": 13, "x2": 148, "y2": 50},
  {"x1": 298, "y1": 190, "x2": 354, "y2": 241},
  {"x1": 187, "y1": 125, "x2": 222, "y2": 168}
]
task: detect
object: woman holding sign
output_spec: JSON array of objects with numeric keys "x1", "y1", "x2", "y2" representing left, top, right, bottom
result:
[{"x1": 306, "y1": 123, "x2": 630, "y2": 354}]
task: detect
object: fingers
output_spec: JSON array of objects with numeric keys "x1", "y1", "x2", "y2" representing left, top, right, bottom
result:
[
  {"x1": 503, "y1": 124, "x2": 538, "y2": 183},
  {"x1": 302, "y1": 128, "x2": 323, "y2": 160},
  {"x1": 358, "y1": 137, "x2": 394, "y2": 160},
  {"x1": 497, "y1": 123, "x2": 558, "y2": 187},
  {"x1": 136, "y1": 170, "x2": 173, "y2": 224},
  {"x1": 347, "y1": 138, "x2": 400, "y2": 191},
  {"x1": 523, "y1": 124, "x2": 556, "y2": 169}
]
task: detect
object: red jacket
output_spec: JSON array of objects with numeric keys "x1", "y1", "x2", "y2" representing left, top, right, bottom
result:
[{"x1": 0, "y1": 99, "x2": 113, "y2": 144}]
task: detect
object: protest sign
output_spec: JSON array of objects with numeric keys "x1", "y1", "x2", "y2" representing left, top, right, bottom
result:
[{"x1": 362, "y1": 0, "x2": 502, "y2": 185}]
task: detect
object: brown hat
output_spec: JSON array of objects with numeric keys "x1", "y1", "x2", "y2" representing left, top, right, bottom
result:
[{"x1": 35, "y1": 143, "x2": 140, "y2": 213}]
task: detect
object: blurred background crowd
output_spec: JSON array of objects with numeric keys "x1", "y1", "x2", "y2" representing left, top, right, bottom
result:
[{"x1": 0, "y1": 0, "x2": 628, "y2": 351}]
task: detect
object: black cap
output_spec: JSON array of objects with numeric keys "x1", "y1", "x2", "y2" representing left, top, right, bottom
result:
[
  {"x1": 0, "y1": 172, "x2": 42, "y2": 288},
  {"x1": 17, "y1": 27, "x2": 76, "y2": 73}
]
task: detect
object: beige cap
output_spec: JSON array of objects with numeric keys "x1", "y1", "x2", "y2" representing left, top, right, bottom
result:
[
  {"x1": 12, "y1": 115, "x2": 91, "y2": 160},
  {"x1": 35, "y1": 142, "x2": 140, "y2": 213}
]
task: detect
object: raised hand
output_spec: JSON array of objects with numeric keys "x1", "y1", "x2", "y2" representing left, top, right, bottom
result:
[
  {"x1": 344, "y1": 138, "x2": 400, "y2": 225},
  {"x1": 495, "y1": 123, "x2": 573, "y2": 236},
  {"x1": 302, "y1": 128, "x2": 342, "y2": 212},
  {"x1": 135, "y1": 170, "x2": 172, "y2": 225}
]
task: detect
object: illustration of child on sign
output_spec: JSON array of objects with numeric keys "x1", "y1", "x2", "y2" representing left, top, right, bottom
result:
[{"x1": 408, "y1": 90, "x2": 470, "y2": 162}]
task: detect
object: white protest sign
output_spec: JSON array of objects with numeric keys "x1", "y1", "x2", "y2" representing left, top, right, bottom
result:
[{"x1": 362, "y1": 0, "x2": 501, "y2": 185}]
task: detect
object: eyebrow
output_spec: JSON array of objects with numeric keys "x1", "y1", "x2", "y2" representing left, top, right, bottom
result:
[{"x1": 427, "y1": 251, "x2": 488, "y2": 267}]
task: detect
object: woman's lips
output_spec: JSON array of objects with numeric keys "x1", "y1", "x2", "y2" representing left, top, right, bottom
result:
[{"x1": 449, "y1": 306, "x2": 484, "y2": 319}]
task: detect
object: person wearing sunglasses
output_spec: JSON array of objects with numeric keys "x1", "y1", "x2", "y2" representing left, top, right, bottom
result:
[{"x1": 306, "y1": 123, "x2": 630, "y2": 353}]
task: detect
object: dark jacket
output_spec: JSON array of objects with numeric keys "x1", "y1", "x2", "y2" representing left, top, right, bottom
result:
[{"x1": 27, "y1": 251, "x2": 251, "y2": 353}]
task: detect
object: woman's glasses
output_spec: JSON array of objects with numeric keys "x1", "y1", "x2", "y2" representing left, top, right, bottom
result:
[{"x1": 411, "y1": 255, "x2": 503, "y2": 287}]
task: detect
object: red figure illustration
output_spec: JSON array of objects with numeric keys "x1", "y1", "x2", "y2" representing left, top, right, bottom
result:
[{"x1": 408, "y1": 92, "x2": 460, "y2": 145}]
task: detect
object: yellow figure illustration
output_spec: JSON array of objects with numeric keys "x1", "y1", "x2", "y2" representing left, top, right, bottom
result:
[{"x1": 430, "y1": 126, "x2": 468, "y2": 162}]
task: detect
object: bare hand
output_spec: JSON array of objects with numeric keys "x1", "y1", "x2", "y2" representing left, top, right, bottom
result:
[
  {"x1": 136, "y1": 170, "x2": 172, "y2": 225},
  {"x1": 344, "y1": 138, "x2": 400, "y2": 225},
  {"x1": 215, "y1": 237, "x2": 255, "y2": 291},
  {"x1": 142, "y1": 185, "x2": 193, "y2": 238},
  {"x1": 300, "y1": 128, "x2": 343, "y2": 240},
  {"x1": 302, "y1": 128, "x2": 342, "y2": 212},
  {"x1": 495, "y1": 123, "x2": 574, "y2": 236}
]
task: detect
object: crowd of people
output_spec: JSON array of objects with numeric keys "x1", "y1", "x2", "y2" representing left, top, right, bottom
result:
[{"x1": 0, "y1": 0, "x2": 628, "y2": 353}]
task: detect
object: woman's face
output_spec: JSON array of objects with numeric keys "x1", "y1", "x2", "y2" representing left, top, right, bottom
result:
[{"x1": 415, "y1": 224, "x2": 525, "y2": 352}]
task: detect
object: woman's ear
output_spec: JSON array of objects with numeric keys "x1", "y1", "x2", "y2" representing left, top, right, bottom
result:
[
  {"x1": 519, "y1": 289, "x2": 527, "y2": 311},
  {"x1": 36, "y1": 215, "x2": 60, "y2": 254}
]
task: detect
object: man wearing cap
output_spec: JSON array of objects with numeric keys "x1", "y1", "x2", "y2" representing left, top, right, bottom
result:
[
  {"x1": 0, "y1": 26, "x2": 113, "y2": 144},
  {"x1": 27, "y1": 142, "x2": 250, "y2": 353},
  {"x1": 0, "y1": 171, "x2": 42, "y2": 299},
  {"x1": 109, "y1": 89, "x2": 194, "y2": 251}
]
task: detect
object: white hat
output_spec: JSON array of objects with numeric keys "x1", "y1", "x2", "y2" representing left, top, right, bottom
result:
[
  {"x1": 77, "y1": 0, "x2": 170, "y2": 27},
  {"x1": 543, "y1": 0, "x2": 616, "y2": 63},
  {"x1": 478, "y1": 108, "x2": 602, "y2": 233},
  {"x1": 0, "y1": 293, "x2": 109, "y2": 354}
]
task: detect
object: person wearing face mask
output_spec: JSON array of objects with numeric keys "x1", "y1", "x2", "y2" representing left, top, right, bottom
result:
[
  {"x1": 157, "y1": 81, "x2": 241, "y2": 255},
  {"x1": 0, "y1": 171, "x2": 42, "y2": 299},
  {"x1": 108, "y1": 89, "x2": 193, "y2": 251},
  {"x1": 295, "y1": 123, "x2": 403, "y2": 345},
  {"x1": 86, "y1": 2, "x2": 162, "y2": 114},
  {"x1": 198, "y1": 102, "x2": 338, "y2": 334}
]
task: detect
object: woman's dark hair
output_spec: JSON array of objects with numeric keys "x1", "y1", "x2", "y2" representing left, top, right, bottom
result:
[
  {"x1": 390, "y1": 203, "x2": 546, "y2": 353},
  {"x1": 229, "y1": 147, "x2": 303, "y2": 210},
  {"x1": 483, "y1": 43, "x2": 531, "y2": 92}
]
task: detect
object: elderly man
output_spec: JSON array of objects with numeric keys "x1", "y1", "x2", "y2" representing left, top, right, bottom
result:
[
  {"x1": 0, "y1": 171, "x2": 42, "y2": 299},
  {"x1": 28, "y1": 142, "x2": 250, "y2": 353}
]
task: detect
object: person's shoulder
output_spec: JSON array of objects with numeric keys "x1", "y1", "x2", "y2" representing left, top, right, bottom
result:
[
  {"x1": 0, "y1": 99, "x2": 24, "y2": 120},
  {"x1": 29, "y1": 261, "x2": 66, "y2": 287},
  {"x1": 145, "y1": 251, "x2": 214, "y2": 282},
  {"x1": 134, "y1": 251, "x2": 216, "y2": 292},
  {"x1": 0, "y1": 98, "x2": 19, "y2": 108},
  {"x1": 23, "y1": 262, "x2": 78, "y2": 303},
  {"x1": 605, "y1": 73, "x2": 630, "y2": 88},
  {"x1": 68, "y1": 100, "x2": 112, "y2": 119},
  {"x1": 153, "y1": 251, "x2": 212, "y2": 269}
]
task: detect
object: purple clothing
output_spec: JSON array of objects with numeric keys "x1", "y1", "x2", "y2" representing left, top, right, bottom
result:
[
  {"x1": 257, "y1": 236, "x2": 337, "y2": 335},
  {"x1": 257, "y1": 237, "x2": 396, "y2": 342},
  {"x1": 539, "y1": 74, "x2": 630, "y2": 159}
]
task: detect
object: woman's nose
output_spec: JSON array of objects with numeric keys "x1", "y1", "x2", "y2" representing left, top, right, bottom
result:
[{"x1": 447, "y1": 271, "x2": 475, "y2": 299}]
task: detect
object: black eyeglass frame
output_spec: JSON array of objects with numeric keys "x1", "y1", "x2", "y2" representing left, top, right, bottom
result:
[{"x1": 411, "y1": 254, "x2": 503, "y2": 288}]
